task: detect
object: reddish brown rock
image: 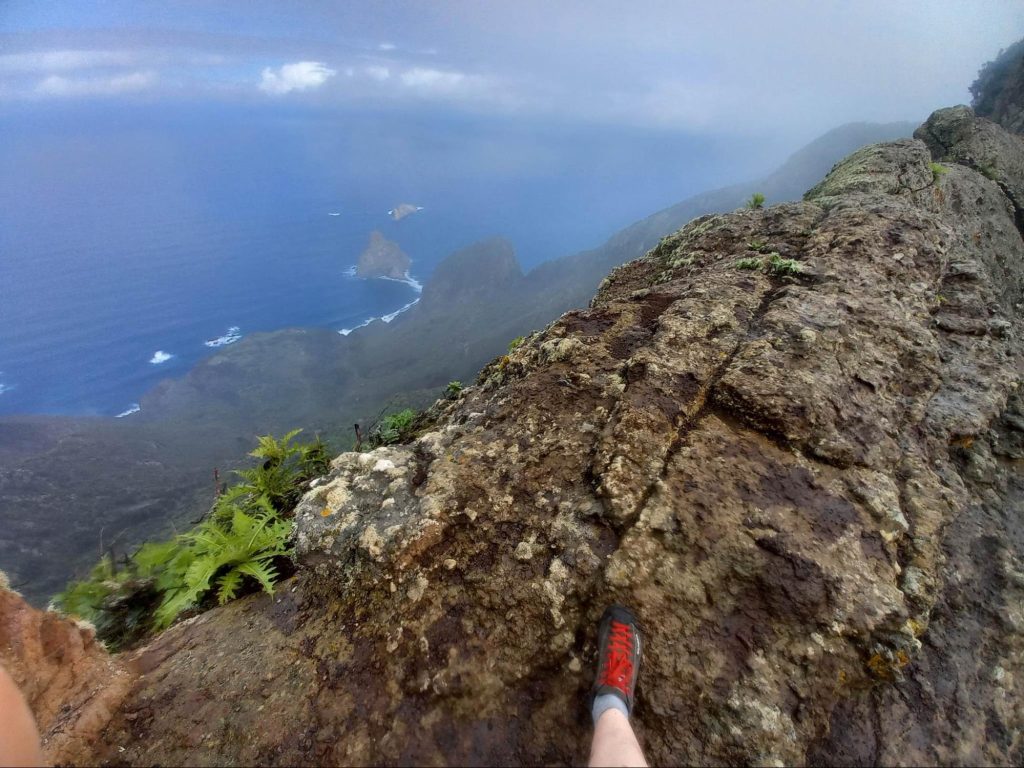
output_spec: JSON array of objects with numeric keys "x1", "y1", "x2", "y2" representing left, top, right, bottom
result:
[{"x1": 0, "y1": 584, "x2": 135, "y2": 765}]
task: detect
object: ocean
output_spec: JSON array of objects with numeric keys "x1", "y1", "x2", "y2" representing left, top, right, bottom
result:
[{"x1": 0, "y1": 102, "x2": 778, "y2": 417}]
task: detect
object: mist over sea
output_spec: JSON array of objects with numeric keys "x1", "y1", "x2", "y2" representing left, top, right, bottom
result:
[{"x1": 0, "y1": 102, "x2": 785, "y2": 417}]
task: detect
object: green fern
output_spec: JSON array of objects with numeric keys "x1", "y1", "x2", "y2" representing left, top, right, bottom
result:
[
  {"x1": 746, "y1": 192, "x2": 765, "y2": 210},
  {"x1": 151, "y1": 507, "x2": 291, "y2": 629},
  {"x1": 52, "y1": 556, "x2": 125, "y2": 621},
  {"x1": 765, "y1": 253, "x2": 804, "y2": 276},
  {"x1": 734, "y1": 257, "x2": 763, "y2": 270},
  {"x1": 51, "y1": 428, "x2": 322, "y2": 646}
]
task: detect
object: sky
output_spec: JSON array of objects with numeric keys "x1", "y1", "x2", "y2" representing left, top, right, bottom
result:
[{"x1": 0, "y1": 1, "x2": 1021, "y2": 143}]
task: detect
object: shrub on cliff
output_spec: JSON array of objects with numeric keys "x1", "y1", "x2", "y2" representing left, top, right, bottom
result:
[
  {"x1": 52, "y1": 430, "x2": 328, "y2": 649},
  {"x1": 369, "y1": 408, "x2": 418, "y2": 447}
]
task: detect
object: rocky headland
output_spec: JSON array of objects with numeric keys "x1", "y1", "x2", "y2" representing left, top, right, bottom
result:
[
  {"x1": 355, "y1": 230, "x2": 412, "y2": 280},
  {"x1": 2, "y1": 100, "x2": 1022, "y2": 765}
]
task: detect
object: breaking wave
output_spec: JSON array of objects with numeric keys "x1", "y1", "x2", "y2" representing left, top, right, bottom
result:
[
  {"x1": 379, "y1": 271, "x2": 423, "y2": 293},
  {"x1": 116, "y1": 403, "x2": 141, "y2": 418},
  {"x1": 149, "y1": 351, "x2": 173, "y2": 365},
  {"x1": 338, "y1": 317, "x2": 375, "y2": 336},
  {"x1": 382, "y1": 298, "x2": 420, "y2": 322},
  {"x1": 204, "y1": 326, "x2": 242, "y2": 348}
]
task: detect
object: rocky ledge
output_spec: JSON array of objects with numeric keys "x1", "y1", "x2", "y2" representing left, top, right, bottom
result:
[{"x1": 10, "y1": 106, "x2": 1024, "y2": 766}]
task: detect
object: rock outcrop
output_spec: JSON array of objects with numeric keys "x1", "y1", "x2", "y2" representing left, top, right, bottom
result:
[
  {"x1": 972, "y1": 37, "x2": 1024, "y2": 135},
  {"x1": 0, "y1": 583, "x2": 134, "y2": 765},
  {"x1": 355, "y1": 230, "x2": 412, "y2": 279},
  {"x1": 69, "y1": 107, "x2": 1023, "y2": 765}
]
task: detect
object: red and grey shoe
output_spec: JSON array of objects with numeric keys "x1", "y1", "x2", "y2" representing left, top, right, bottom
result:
[{"x1": 591, "y1": 604, "x2": 643, "y2": 715}]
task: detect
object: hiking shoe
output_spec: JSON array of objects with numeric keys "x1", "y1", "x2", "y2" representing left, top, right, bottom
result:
[{"x1": 591, "y1": 604, "x2": 642, "y2": 715}]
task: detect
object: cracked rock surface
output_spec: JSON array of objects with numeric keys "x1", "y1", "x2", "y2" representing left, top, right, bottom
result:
[{"x1": 81, "y1": 108, "x2": 1024, "y2": 765}]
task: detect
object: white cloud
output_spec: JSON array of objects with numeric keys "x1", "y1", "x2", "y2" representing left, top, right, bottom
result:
[
  {"x1": 0, "y1": 49, "x2": 138, "y2": 72},
  {"x1": 35, "y1": 70, "x2": 157, "y2": 97},
  {"x1": 378, "y1": 42, "x2": 397, "y2": 52},
  {"x1": 399, "y1": 67, "x2": 482, "y2": 95},
  {"x1": 259, "y1": 61, "x2": 336, "y2": 95}
]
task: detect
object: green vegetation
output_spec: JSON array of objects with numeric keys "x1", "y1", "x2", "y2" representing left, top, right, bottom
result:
[
  {"x1": 234, "y1": 429, "x2": 329, "y2": 511},
  {"x1": 734, "y1": 252, "x2": 804, "y2": 277},
  {"x1": 734, "y1": 256, "x2": 763, "y2": 270},
  {"x1": 666, "y1": 252, "x2": 696, "y2": 268},
  {"x1": 765, "y1": 253, "x2": 804, "y2": 276},
  {"x1": 52, "y1": 429, "x2": 329, "y2": 649},
  {"x1": 369, "y1": 408, "x2": 418, "y2": 447},
  {"x1": 507, "y1": 335, "x2": 526, "y2": 353},
  {"x1": 444, "y1": 380, "x2": 463, "y2": 400},
  {"x1": 930, "y1": 162, "x2": 949, "y2": 183},
  {"x1": 747, "y1": 238, "x2": 771, "y2": 253},
  {"x1": 978, "y1": 161, "x2": 998, "y2": 181},
  {"x1": 746, "y1": 192, "x2": 766, "y2": 210}
]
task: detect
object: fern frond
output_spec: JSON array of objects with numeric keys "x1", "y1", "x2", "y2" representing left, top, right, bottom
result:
[
  {"x1": 153, "y1": 587, "x2": 199, "y2": 629},
  {"x1": 132, "y1": 540, "x2": 179, "y2": 577},
  {"x1": 216, "y1": 569, "x2": 244, "y2": 604},
  {"x1": 237, "y1": 560, "x2": 278, "y2": 595}
]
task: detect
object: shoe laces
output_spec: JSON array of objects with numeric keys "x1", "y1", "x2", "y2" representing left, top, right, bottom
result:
[{"x1": 598, "y1": 620, "x2": 634, "y2": 693}]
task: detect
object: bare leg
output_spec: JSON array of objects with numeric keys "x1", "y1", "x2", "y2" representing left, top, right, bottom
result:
[
  {"x1": 0, "y1": 664, "x2": 44, "y2": 767},
  {"x1": 588, "y1": 707, "x2": 647, "y2": 767}
]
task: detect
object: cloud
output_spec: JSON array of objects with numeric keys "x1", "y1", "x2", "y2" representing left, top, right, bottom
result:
[
  {"x1": 378, "y1": 42, "x2": 397, "y2": 52},
  {"x1": 0, "y1": 49, "x2": 138, "y2": 72},
  {"x1": 398, "y1": 67, "x2": 487, "y2": 97},
  {"x1": 259, "y1": 61, "x2": 336, "y2": 95},
  {"x1": 35, "y1": 70, "x2": 157, "y2": 97}
]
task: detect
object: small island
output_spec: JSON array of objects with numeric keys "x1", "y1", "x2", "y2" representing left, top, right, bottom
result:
[
  {"x1": 355, "y1": 230, "x2": 412, "y2": 279},
  {"x1": 387, "y1": 203, "x2": 423, "y2": 221}
]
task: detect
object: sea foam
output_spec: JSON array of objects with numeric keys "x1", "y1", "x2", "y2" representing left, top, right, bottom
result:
[
  {"x1": 382, "y1": 298, "x2": 420, "y2": 322},
  {"x1": 339, "y1": 317, "x2": 375, "y2": 336},
  {"x1": 204, "y1": 326, "x2": 242, "y2": 348},
  {"x1": 379, "y1": 271, "x2": 424, "y2": 293},
  {"x1": 149, "y1": 351, "x2": 173, "y2": 365},
  {"x1": 116, "y1": 403, "x2": 141, "y2": 418},
  {"x1": 338, "y1": 270, "x2": 422, "y2": 335}
]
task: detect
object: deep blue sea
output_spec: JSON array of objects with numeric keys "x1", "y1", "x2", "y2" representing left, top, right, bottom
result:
[{"x1": 0, "y1": 102, "x2": 784, "y2": 417}]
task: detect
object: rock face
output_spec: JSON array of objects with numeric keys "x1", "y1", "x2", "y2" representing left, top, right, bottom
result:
[
  {"x1": 0, "y1": 583, "x2": 134, "y2": 765},
  {"x1": 74, "y1": 107, "x2": 1024, "y2": 766},
  {"x1": 972, "y1": 37, "x2": 1024, "y2": 134},
  {"x1": 355, "y1": 230, "x2": 412, "y2": 279}
]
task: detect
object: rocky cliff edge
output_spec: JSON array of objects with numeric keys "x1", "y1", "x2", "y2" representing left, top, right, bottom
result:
[{"x1": 5, "y1": 106, "x2": 1024, "y2": 766}]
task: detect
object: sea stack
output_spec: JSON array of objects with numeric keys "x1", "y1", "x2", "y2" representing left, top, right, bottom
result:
[
  {"x1": 387, "y1": 203, "x2": 422, "y2": 221},
  {"x1": 355, "y1": 230, "x2": 411, "y2": 279}
]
